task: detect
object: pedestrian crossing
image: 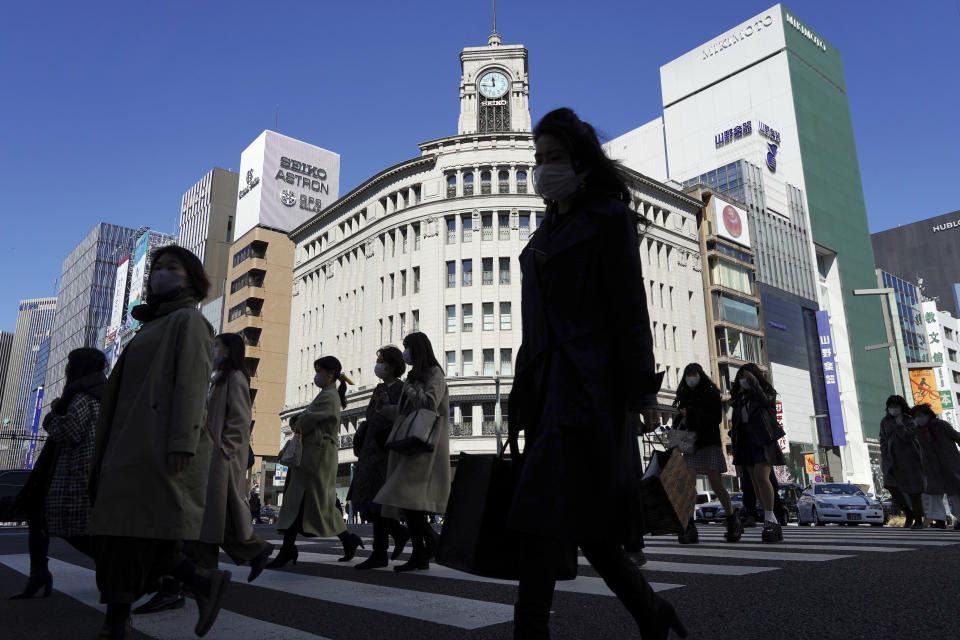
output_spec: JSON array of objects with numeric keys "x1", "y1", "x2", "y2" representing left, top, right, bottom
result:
[{"x1": 2, "y1": 525, "x2": 959, "y2": 639}]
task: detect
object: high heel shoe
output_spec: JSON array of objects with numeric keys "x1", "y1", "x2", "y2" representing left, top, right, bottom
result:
[
  {"x1": 10, "y1": 571, "x2": 52, "y2": 599},
  {"x1": 338, "y1": 533, "x2": 365, "y2": 562},
  {"x1": 248, "y1": 542, "x2": 275, "y2": 582},
  {"x1": 264, "y1": 545, "x2": 298, "y2": 569}
]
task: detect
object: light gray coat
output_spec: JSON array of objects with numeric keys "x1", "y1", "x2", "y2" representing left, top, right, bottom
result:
[
  {"x1": 376, "y1": 366, "x2": 451, "y2": 516},
  {"x1": 199, "y1": 370, "x2": 255, "y2": 544}
]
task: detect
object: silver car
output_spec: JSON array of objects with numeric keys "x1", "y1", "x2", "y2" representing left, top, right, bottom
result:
[{"x1": 797, "y1": 483, "x2": 884, "y2": 527}]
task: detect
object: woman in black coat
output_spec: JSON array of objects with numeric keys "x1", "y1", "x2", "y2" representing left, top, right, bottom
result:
[
  {"x1": 673, "y1": 363, "x2": 741, "y2": 543},
  {"x1": 912, "y1": 403, "x2": 960, "y2": 528},
  {"x1": 508, "y1": 108, "x2": 685, "y2": 640},
  {"x1": 880, "y1": 395, "x2": 925, "y2": 528},
  {"x1": 351, "y1": 346, "x2": 409, "y2": 569},
  {"x1": 730, "y1": 363, "x2": 785, "y2": 543}
]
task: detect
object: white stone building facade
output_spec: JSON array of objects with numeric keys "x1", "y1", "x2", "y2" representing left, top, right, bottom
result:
[{"x1": 282, "y1": 32, "x2": 710, "y2": 474}]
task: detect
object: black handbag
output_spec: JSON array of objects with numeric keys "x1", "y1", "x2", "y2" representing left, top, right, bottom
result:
[
  {"x1": 385, "y1": 388, "x2": 441, "y2": 454},
  {"x1": 436, "y1": 423, "x2": 577, "y2": 581}
]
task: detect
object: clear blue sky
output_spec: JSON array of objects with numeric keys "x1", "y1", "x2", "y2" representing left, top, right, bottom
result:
[{"x1": 1, "y1": 1, "x2": 957, "y2": 330}]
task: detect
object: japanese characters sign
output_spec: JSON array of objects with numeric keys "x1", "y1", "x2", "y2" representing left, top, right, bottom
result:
[{"x1": 815, "y1": 310, "x2": 846, "y2": 446}]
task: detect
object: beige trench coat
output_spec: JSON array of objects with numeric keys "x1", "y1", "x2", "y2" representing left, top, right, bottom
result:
[
  {"x1": 276, "y1": 384, "x2": 346, "y2": 538},
  {"x1": 88, "y1": 298, "x2": 214, "y2": 540},
  {"x1": 376, "y1": 366, "x2": 451, "y2": 515},
  {"x1": 199, "y1": 370, "x2": 254, "y2": 544}
]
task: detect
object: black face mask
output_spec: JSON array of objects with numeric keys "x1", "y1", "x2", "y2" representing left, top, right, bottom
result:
[{"x1": 149, "y1": 269, "x2": 185, "y2": 300}]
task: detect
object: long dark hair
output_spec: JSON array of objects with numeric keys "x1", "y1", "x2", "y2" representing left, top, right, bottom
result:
[
  {"x1": 65, "y1": 348, "x2": 107, "y2": 386},
  {"x1": 402, "y1": 332, "x2": 441, "y2": 385},
  {"x1": 315, "y1": 355, "x2": 348, "y2": 408},
  {"x1": 673, "y1": 362, "x2": 719, "y2": 407},
  {"x1": 732, "y1": 362, "x2": 775, "y2": 398},
  {"x1": 149, "y1": 245, "x2": 211, "y2": 301},
  {"x1": 533, "y1": 107, "x2": 631, "y2": 205},
  {"x1": 215, "y1": 333, "x2": 249, "y2": 383}
]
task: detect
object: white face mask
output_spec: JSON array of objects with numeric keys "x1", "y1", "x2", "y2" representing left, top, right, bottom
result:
[
  {"x1": 915, "y1": 415, "x2": 929, "y2": 426},
  {"x1": 887, "y1": 408, "x2": 901, "y2": 417},
  {"x1": 402, "y1": 349, "x2": 413, "y2": 365},
  {"x1": 685, "y1": 376, "x2": 700, "y2": 388},
  {"x1": 374, "y1": 363, "x2": 389, "y2": 379},
  {"x1": 533, "y1": 163, "x2": 581, "y2": 201}
]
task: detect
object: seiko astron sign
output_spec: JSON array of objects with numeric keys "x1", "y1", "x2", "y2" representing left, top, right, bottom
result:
[{"x1": 235, "y1": 130, "x2": 340, "y2": 238}]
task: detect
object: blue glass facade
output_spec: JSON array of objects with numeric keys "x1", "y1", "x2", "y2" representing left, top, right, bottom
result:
[{"x1": 880, "y1": 270, "x2": 928, "y2": 364}]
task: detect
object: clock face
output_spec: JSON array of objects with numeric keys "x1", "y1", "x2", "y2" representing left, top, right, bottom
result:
[{"x1": 478, "y1": 71, "x2": 509, "y2": 99}]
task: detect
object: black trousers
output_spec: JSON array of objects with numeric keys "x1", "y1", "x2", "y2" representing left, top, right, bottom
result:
[
  {"x1": 402, "y1": 510, "x2": 437, "y2": 555},
  {"x1": 515, "y1": 535, "x2": 657, "y2": 640},
  {"x1": 371, "y1": 515, "x2": 405, "y2": 553},
  {"x1": 887, "y1": 487, "x2": 924, "y2": 519}
]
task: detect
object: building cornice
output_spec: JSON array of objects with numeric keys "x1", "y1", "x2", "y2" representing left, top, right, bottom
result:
[
  {"x1": 623, "y1": 166, "x2": 703, "y2": 208},
  {"x1": 288, "y1": 155, "x2": 438, "y2": 241},
  {"x1": 418, "y1": 131, "x2": 534, "y2": 153}
]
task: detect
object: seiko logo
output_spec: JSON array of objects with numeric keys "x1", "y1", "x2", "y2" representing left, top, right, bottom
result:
[
  {"x1": 932, "y1": 220, "x2": 960, "y2": 233},
  {"x1": 238, "y1": 169, "x2": 261, "y2": 200},
  {"x1": 701, "y1": 15, "x2": 774, "y2": 60},
  {"x1": 280, "y1": 190, "x2": 297, "y2": 207},
  {"x1": 481, "y1": 100, "x2": 507, "y2": 107}
]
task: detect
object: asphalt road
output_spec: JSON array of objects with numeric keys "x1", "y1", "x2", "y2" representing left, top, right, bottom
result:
[{"x1": 1, "y1": 522, "x2": 958, "y2": 640}]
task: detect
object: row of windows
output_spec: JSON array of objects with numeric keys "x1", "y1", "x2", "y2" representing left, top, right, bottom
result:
[
  {"x1": 379, "y1": 310, "x2": 421, "y2": 345},
  {"x1": 380, "y1": 267, "x2": 421, "y2": 300},
  {"x1": 378, "y1": 223, "x2": 423, "y2": 261},
  {"x1": 445, "y1": 258, "x2": 512, "y2": 287},
  {"x1": 445, "y1": 212, "x2": 543, "y2": 243},
  {"x1": 444, "y1": 348, "x2": 513, "y2": 377},
  {"x1": 233, "y1": 240, "x2": 267, "y2": 267},
  {"x1": 228, "y1": 298, "x2": 263, "y2": 322},
  {"x1": 230, "y1": 269, "x2": 265, "y2": 294},
  {"x1": 446, "y1": 302, "x2": 512, "y2": 332},
  {"x1": 445, "y1": 168, "x2": 529, "y2": 198}
]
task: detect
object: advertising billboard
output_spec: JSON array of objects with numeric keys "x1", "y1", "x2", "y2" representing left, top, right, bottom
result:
[
  {"x1": 909, "y1": 368, "x2": 943, "y2": 414},
  {"x1": 126, "y1": 233, "x2": 150, "y2": 331},
  {"x1": 235, "y1": 130, "x2": 341, "y2": 239},
  {"x1": 108, "y1": 254, "x2": 130, "y2": 337},
  {"x1": 815, "y1": 310, "x2": 846, "y2": 446},
  {"x1": 711, "y1": 196, "x2": 751, "y2": 249}
]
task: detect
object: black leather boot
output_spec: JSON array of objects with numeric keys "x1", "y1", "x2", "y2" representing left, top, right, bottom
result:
[
  {"x1": 677, "y1": 519, "x2": 699, "y2": 544},
  {"x1": 725, "y1": 512, "x2": 743, "y2": 542}
]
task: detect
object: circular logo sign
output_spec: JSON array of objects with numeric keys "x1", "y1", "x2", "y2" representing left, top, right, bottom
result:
[
  {"x1": 722, "y1": 205, "x2": 743, "y2": 238},
  {"x1": 280, "y1": 190, "x2": 297, "y2": 207}
]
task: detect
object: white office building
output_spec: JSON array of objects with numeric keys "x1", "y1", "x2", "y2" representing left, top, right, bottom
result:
[
  {"x1": 178, "y1": 168, "x2": 239, "y2": 303},
  {"x1": 282, "y1": 29, "x2": 710, "y2": 477}
]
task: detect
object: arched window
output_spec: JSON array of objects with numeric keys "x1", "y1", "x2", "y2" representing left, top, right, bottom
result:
[
  {"x1": 498, "y1": 170, "x2": 510, "y2": 193},
  {"x1": 480, "y1": 171, "x2": 492, "y2": 195},
  {"x1": 463, "y1": 172, "x2": 474, "y2": 196},
  {"x1": 516, "y1": 170, "x2": 528, "y2": 193},
  {"x1": 446, "y1": 175, "x2": 456, "y2": 198}
]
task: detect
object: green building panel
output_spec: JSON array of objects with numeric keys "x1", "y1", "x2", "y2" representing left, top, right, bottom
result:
[{"x1": 781, "y1": 5, "x2": 892, "y2": 439}]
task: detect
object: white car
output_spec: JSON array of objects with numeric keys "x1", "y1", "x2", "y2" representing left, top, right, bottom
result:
[{"x1": 797, "y1": 483, "x2": 884, "y2": 526}]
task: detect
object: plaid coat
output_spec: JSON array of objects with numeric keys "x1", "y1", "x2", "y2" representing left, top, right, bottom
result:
[{"x1": 44, "y1": 392, "x2": 100, "y2": 537}]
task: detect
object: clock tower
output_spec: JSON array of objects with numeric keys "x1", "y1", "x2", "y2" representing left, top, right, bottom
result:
[{"x1": 458, "y1": 25, "x2": 531, "y2": 135}]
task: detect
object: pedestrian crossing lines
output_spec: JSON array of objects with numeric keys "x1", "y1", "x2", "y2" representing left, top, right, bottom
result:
[{"x1": 2, "y1": 526, "x2": 958, "y2": 639}]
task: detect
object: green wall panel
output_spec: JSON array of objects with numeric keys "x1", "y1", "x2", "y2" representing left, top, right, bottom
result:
[{"x1": 781, "y1": 5, "x2": 892, "y2": 439}]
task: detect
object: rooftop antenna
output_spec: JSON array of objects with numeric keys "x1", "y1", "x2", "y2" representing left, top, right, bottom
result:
[{"x1": 488, "y1": 0, "x2": 501, "y2": 45}]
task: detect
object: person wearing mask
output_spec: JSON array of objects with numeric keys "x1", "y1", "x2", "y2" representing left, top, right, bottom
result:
[
  {"x1": 912, "y1": 404, "x2": 960, "y2": 529},
  {"x1": 375, "y1": 332, "x2": 450, "y2": 573},
  {"x1": 195, "y1": 333, "x2": 275, "y2": 578},
  {"x1": 730, "y1": 363, "x2": 786, "y2": 544},
  {"x1": 267, "y1": 356, "x2": 363, "y2": 568},
  {"x1": 880, "y1": 395, "x2": 925, "y2": 529},
  {"x1": 351, "y1": 346, "x2": 410, "y2": 569},
  {"x1": 673, "y1": 363, "x2": 742, "y2": 543},
  {"x1": 88, "y1": 246, "x2": 228, "y2": 640},
  {"x1": 507, "y1": 108, "x2": 685, "y2": 640},
  {"x1": 9, "y1": 348, "x2": 106, "y2": 599}
]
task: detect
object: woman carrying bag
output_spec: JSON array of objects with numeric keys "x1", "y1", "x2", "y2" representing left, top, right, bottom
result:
[
  {"x1": 911, "y1": 404, "x2": 960, "y2": 528},
  {"x1": 880, "y1": 395, "x2": 925, "y2": 529},
  {"x1": 673, "y1": 363, "x2": 741, "y2": 544},
  {"x1": 507, "y1": 108, "x2": 685, "y2": 640},
  {"x1": 375, "y1": 332, "x2": 450, "y2": 573},
  {"x1": 267, "y1": 356, "x2": 364, "y2": 568},
  {"x1": 351, "y1": 346, "x2": 410, "y2": 569}
]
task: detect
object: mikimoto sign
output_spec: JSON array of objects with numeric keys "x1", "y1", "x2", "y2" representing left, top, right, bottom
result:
[{"x1": 235, "y1": 130, "x2": 341, "y2": 238}]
